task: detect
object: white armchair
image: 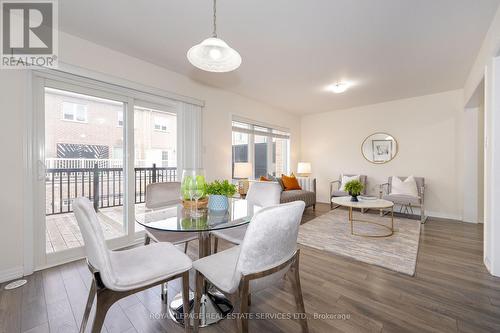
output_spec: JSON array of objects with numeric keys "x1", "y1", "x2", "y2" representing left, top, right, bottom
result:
[
  {"x1": 193, "y1": 201, "x2": 308, "y2": 333},
  {"x1": 379, "y1": 176, "x2": 427, "y2": 223},
  {"x1": 73, "y1": 197, "x2": 192, "y2": 333}
]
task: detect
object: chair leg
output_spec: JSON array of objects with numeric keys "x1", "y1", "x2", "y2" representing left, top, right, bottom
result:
[
  {"x1": 213, "y1": 237, "x2": 219, "y2": 254},
  {"x1": 161, "y1": 282, "x2": 168, "y2": 304},
  {"x1": 239, "y1": 280, "x2": 250, "y2": 333},
  {"x1": 184, "y1": 241, "x2": 189, "y2": 253},
  {"x1": 312, "y1": 204, "x2": 316, "y2": 211},
  {"x1": 144, "y1": 235, "x2": 151, "y2": 245},
  {"x1": 80, "y1": 280, "x2": 97, "y2": 333},
  {"x1": 91, "y1": 290, "x2": 118, "y2": 333},
  {"x1": 182, "y1": 272, "x2": 191, "y2": 333},
  {"x1": 290, "y1": 255, "x2": 309, "y2": 333},
  {"x1": 193, "y1": 271, "x2": 203, "y2": 333}
]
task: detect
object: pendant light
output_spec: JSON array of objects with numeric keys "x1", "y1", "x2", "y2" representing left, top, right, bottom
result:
[{"x1": 187, "y1": 0, "x2": 241, "y2": 72}]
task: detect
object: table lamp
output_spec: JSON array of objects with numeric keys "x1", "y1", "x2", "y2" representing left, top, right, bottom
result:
[
  {"x1": 297, "y1": 162, "x2": 312, "y2": 177},
  {"x1": 233, "y1": 162, "x2": 252, "y2": 197}
]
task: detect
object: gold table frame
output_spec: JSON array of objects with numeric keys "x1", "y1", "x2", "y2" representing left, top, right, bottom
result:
[{"x1": 348, "y1": 205, "x2": 394, "y2": 237}]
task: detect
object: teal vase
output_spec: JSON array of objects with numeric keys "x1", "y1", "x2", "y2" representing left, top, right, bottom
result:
[{"x1": 208, "y1": 195, "x2": 229, "y2": 211}]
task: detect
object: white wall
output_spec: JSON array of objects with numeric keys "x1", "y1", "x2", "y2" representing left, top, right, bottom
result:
[
  {"x1": 0, "y1": 31, "x2": 301, "y2": 281},
  {"x1": 0, "y1": 71, "x2": 28, "y2": 280},
  {"x1": 301, "y1": 90, "x2": 464, "y2": 220}
]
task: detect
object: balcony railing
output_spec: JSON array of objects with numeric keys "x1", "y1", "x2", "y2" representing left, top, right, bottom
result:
[{"x1": 45, "y1": 163, "x2": 176, "y2": 215}]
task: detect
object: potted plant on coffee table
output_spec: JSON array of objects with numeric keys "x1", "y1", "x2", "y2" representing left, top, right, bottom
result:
[
  {"x1": 344, "y1": 179, "x2": 364, "y2": 202},
  {"x1": 204, "y1": 180, "x2": 237, "y2": 211}
]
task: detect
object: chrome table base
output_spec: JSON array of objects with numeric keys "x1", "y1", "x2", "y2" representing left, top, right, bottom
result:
[{"x1": 168, "y1": 289, "x2": 233, "y2": 327}]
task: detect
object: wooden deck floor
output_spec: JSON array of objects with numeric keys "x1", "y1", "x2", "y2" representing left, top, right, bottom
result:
[
  {"x1": 3, "y1": 203, "x2": 500, "y2": 332},
  {"x1": 45, "y1": 207, "x2": 126, "y2": 253}
]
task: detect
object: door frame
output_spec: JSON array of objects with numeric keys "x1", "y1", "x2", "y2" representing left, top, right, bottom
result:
[{"x1": 26, "y1": 68, "x2": 186, "y2": 271}]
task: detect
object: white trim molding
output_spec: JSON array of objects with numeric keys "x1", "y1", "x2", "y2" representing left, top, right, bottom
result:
[{"x1": 0, "y1": 266, "x2": 24, "y2": 284}]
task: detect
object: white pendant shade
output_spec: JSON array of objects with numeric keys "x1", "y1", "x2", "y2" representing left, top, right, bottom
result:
[{"x1": 187, "y1": 37, "x2": 241, "y2": 73}]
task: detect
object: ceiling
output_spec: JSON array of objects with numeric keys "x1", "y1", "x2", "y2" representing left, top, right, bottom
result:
[{"x1": 59, "y1": 0, "x2": 500, "y2": 115}]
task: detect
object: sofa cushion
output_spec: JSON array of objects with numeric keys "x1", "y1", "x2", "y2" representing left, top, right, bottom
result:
[
  {"x1": 280, "y1": 190, "x2": 316, "y2": 207},
  {"x1": 331, "y1": 190, "x2": 349, "y2": 197},
  {"x1": 383, "y1": 194, "x2": 421, "y2": 206}
]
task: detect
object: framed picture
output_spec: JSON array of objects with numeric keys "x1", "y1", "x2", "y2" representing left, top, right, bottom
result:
[{"x1": 372, "y1": 140, "x2": 393, "y2": 163}]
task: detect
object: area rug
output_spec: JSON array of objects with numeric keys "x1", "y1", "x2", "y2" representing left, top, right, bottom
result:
[{"x1": 297, "y1": 209, "x2": 421, "y2": 276}]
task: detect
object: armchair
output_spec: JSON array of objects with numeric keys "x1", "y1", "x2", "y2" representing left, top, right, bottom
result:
[
  {"x1": 379, "y1": 176, "x2": 427, "y2": 223},
  {"x1": 330, "y1": 174, "x2": 368, "y2": 209}
]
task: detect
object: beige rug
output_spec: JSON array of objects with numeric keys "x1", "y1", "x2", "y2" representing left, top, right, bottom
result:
[{"x1": 298, "y1": 209, "x2": 421, "y2": 276}]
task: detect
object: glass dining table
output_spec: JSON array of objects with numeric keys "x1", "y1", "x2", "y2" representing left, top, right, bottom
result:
[{"x1": 135, "y1": 198, "x2": 258, "y2": 327}]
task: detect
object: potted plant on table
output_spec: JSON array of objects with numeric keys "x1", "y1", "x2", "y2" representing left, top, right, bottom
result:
[
  {"x1": 344, "y1": 179, "x2": 364, "y2": 202},
  {"x1": 204, "y1": 180, "x2": 237, "y2": 211}
]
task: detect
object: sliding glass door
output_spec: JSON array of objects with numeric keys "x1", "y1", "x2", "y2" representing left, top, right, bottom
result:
[{"x1": 33, "y1": 73, "x2": 181, "y2": 267}]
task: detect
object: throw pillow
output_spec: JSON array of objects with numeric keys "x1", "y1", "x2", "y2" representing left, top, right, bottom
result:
[
  {"x1": 281, "y1": 174, "x2": 302, "y2": 191},
  {"x1": 340, "y1": 175, "x2": 360, "y2": 192},
  {"x1": 267, "y1": 174, "x2": 285, "y2": 191},
  {"x1": 391, "y1": 176, "x2": 418, "y2": 197},
  {"x1": 259, "y1": 176, "x2": 270, "y2": 181}
]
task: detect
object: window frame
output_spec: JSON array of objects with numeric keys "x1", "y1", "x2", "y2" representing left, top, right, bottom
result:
[{"x1": 231, "y1": 119, "x2": 290, "y2": 179}]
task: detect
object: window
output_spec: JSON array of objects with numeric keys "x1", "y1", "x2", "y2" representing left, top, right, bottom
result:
[
  {"x1": 231, "y1": 119, "x2": 290, "y2": 178},
  {"x1": 62, "y1": 101, "x2": 87, "y2": 122},
  {"x1": 154, "y1": 116, "x2": 168, "y2": 132},
  {"x1": 117, "y1": 110, "x2": 123, "y2": 127},
  {"x1": 162, "y1": 150, "x2": 169, "y2": 162}
]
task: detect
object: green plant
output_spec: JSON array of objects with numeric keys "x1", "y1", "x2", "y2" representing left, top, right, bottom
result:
[
  {"x1": 204, "y1": 180, "x2": 237, "y2": 197},
  {"x1": 344, "y1": 180, "x2": 364, "y2": 196}
]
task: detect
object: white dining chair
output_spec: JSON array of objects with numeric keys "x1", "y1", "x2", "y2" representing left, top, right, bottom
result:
[
  {"x1": 73, "y1": 197, "x2": 192, "y2": 333},
  {"x1": 210, "y1": 181, "x2": 281, "y2": 253},
  {"x1": 144, "y1": 182, "x2": 198, "y2": 302},
  {"x1": 144, "y1": 182, "x2": 198, "y2": 252},
  {"x1": 193, "y1": 201, "x2": 308, "y2": 333}
]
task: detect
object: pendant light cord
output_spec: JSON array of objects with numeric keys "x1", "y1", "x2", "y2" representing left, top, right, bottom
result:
[{"x1": 212, "y1": 0, "x2": 217, "y2": 37}]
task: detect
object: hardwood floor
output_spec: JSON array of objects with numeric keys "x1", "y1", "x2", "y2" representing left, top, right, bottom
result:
[{"x1": 2, "y1": 203, "x2": 500, "y2": 333}]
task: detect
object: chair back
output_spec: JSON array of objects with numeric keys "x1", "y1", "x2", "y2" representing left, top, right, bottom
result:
[
  {"x1": 73, "y1": 197, "x2": 115, "y2": 287},
  {"x1": 233, "y1": 201, "x2": 305, "y2": 291},
  {"x1": 246, "y1": 181, "x2": 281, "y2": 207},
  {"x1": 388, "y1": 176, "x2": 425, "y2": 197},
  {"x1": 145, "y1": 182, "x2": 181, "y2": 209}
]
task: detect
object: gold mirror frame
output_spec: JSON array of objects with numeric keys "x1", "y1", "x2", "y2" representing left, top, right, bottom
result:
[{"x1": 361, "y1": 132, "x2": 398, "y2": 164}]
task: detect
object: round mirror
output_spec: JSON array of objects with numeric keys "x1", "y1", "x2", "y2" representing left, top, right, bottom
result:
[{"x1": 361, "y1": 132, "x2": 398, "y2": 164}]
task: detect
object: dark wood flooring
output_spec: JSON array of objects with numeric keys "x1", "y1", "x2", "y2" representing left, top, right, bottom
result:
[{"x1": 1, "y1": 203, "x2": 500, "y2": 333}]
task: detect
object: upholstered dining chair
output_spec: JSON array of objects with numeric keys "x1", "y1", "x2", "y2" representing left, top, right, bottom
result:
[
  {"x1": 193, "y1": 201, "x2": 308, "y2": 333},
  {"x1": 144, "y1": 182, "x2": 198, "y2": 302},
  {"x1": 210, "y1": 181, "x2": 282, "y2": 253},
  {"x1": 144, "y1": 182, "x2": 198, "y2": 252},
  {"x1": 73, "y1": 197, "x2": 192, "y2": 333},
  {"x1": 330, "y1": 174, "x2": 368, "y2": 209},
  {"x1": 379, "y1": 176, "x2": 427, "y2": 223}
]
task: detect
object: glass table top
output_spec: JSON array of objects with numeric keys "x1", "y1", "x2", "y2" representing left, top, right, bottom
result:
[{"x1": 135, "y1": 198, "x2": 259, "y2": 232}]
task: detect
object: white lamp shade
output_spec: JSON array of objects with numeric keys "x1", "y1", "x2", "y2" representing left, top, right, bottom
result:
[
  {"x1": 233, "y1": 162, "x2": 252, "y2": 178},
  {"x1": 297, "y1": 162, "x2": 311, "y2": 175},
  {"x1": 187, "y1": 37, "x2": 242, "y2": 73}
]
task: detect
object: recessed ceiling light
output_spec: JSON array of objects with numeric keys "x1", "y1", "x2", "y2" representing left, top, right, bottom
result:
[{"x1": 326, "y1": 81, "x2": 351, "y2": 94}]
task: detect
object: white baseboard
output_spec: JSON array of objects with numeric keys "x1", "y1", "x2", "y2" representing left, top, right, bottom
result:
[{"x1": 0, "y1": 266, "x2": 24, "y2": 284}]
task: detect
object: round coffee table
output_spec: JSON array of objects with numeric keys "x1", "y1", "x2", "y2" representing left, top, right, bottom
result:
[{"x1": 331, "y1": 196, "x2": 394, "y2": 237}]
